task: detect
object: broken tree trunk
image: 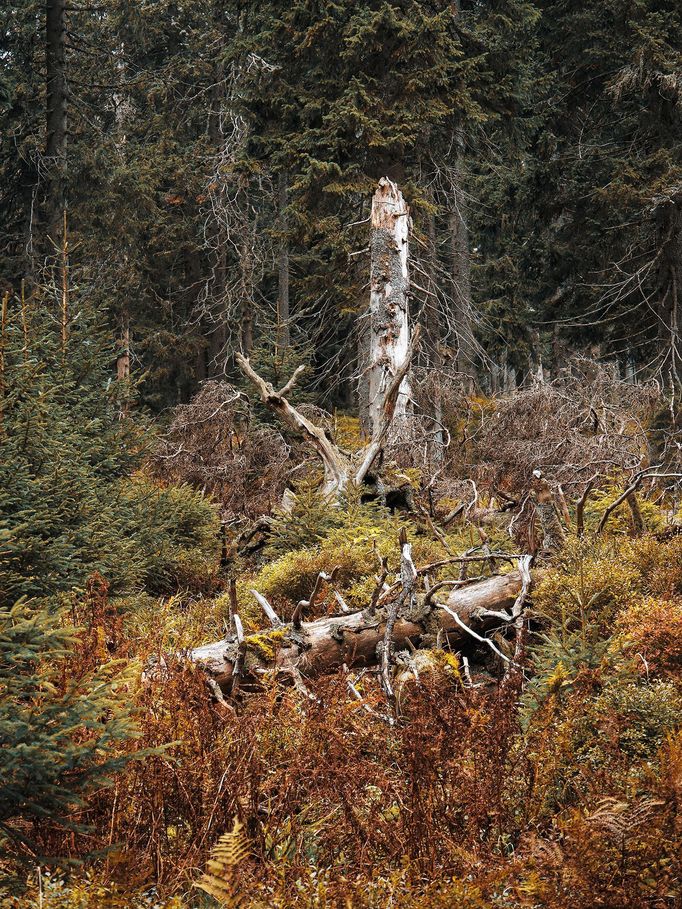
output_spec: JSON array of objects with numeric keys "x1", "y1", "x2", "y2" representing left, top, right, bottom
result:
[
  {"x1": 188, "y1": 568, "x2": 528, "y2": 694},
  {"x1": 362, "y1": 177, "x2": 412, "y2": 437},
  {"x1": 235, "y1": 181, "x2": 421, "y2": 505},
  {"x1": 236, "y1": 325, "x2": 420, "y2": 503}
]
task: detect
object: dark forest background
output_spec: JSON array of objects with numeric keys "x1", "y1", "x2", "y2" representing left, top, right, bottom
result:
[{"x1": 2, "y1": 0, "x2": 681, "y2": 411}]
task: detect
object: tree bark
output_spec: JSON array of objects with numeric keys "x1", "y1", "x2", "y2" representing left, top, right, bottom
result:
[
  {"x1": 655, "y1": 192, "x2": 682, "y2": 387},
  {"x1": 445, "y1": 126, "x2": 477, "y2": 388},
  {"x1": 45, "y1": 0, "x2": 67, "y2": 248},
  {"x1": 235, "y1": 324, "x2": 420, "y2": 501},
  {"x1": 189, "y1": 569, "x2": 527, "y2": 693},
  {"x1": 276, "y1": 172, "x2": 290, "y2": 355},
  {"x1": 531, "y1": 473, "x2": 566, "y2": 552},
  {"x1": 236, "y1": 180, "x2": 420, "y2": 503},
  {"x1": 448, "y1": 192, "x2": 476, "y2": 385},
  {"x1": 362, "y1": 178, "x2": 412, "y2": 437},
  {"x1": 423, "y1": 207, "x2": 445, "y2": 464}
]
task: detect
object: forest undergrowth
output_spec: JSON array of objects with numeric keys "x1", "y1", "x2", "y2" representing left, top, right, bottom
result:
[{"x1": 1, "y1": 297, "x2": 681, "y2": 908}]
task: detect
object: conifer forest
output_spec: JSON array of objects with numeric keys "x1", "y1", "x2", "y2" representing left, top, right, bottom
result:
[{"x1": 2, "y1": 1, "x2": 682, "y2": 906}]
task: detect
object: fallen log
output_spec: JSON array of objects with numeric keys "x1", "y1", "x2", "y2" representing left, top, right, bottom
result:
[{"x1": 188, "y1": 569, "x2": 530, "y2": 694}]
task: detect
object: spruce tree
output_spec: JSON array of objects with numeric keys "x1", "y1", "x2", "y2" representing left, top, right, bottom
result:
[
  {"x1": 223, "y1": 0, "x2": 539, "y2": 392},
  {"x1": 0, "y1": 598, "x2": 140, "y2": 862},
  {"x1": 528, "y1": 0, "x2": 682, "y2": 383}
]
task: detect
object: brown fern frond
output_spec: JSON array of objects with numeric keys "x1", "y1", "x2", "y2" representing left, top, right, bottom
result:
[
  {"x1": 585, "y1": 796, "x2": 664, "y2": 839},
  {"x1": 195, "y1": 817, "x2": 250, "y2": 907}
]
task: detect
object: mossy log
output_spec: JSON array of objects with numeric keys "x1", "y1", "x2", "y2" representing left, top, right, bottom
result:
[{"x1": 189, "y1": 570, "x2": 528, "y2": 694}]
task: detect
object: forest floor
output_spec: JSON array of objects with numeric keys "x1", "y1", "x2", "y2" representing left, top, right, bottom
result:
[{"x1": 2, "y1": 372, "x2": 682, "y2": 909}]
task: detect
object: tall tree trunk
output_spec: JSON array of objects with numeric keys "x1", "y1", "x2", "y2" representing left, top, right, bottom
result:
[
  {"x1": 45, "y1": 0, "x2": 67, "y2": 248},
  {"x1": 207, "y1": 235, "x2": 228, "y2": 375},
  {"x1": 276, "y1": 172, "x2": 291, "y2": 356},
  {"x1": 237, "y1": 181, "x2": 420, "y2": 503},
  {"x1": 448, "y1": 159, "x2": 476, "y2": 386},
  {"x1": 204, "y1": 65, "x2": 228, "y2": 377},
  {"x1": 656, "y1": 193, "x2": 682, "y2": 387},
  {"x1": 423, "y1": 208, "x2": 444, "y2": 464},
  {"x1": 239, "y1": 187, "x2": 255, "y2": 357},
  {"x1": 116, "y1": 305, "x2": 131, "y2": 418},
  {"x1": 363, "y1": 177, "x2": 411, "y2": 439}
]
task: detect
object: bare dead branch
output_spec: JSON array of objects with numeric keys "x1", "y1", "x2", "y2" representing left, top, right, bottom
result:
[
  {"x1": 236, "y1": 352, "x2": 351, "y2": 498},
  {"x1": 250, "y1": 589, "x2": 283, "y2": 627}
]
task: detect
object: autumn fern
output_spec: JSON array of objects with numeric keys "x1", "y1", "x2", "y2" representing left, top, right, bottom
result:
[{"x1": 195, "y1": 818, "x2": 250, "y2": 907}]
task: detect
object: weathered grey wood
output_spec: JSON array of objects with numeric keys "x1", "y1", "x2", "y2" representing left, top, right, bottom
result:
[
  {"x1": 364, "y1": 177, "x2": 412, "y2": 437},
  {"x1": 188, "y1": 570, "x2": 526, "y2": 693},
  {"x1": 235, "y1": 179, "x2": 422, "y2": 506}
]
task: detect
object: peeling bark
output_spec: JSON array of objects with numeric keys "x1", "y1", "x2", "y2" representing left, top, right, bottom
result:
[
  {"x1": 235, "y1": 180, "x2": 421, "y2": 504},
  {"x1": 363, "y1": 178, "x2": 412, "y2": 437}
]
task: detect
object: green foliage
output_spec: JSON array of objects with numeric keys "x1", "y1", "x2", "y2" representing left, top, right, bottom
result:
[
  {"x1": 583, "y1": 485, "x2": 664, "y2": 535},
  {"x1": 0, "y1": 294, "x2": 220, "y2": 603},
  {"x1": 522, "y1": 536, "x2": 646, "y2": 720},
  {"x1": 594, "y1": 680, "x2": 682, "y2": 761},
  {"x1": 0, "y1": 599, "x2": 141, "y2": 862},
  {"x1": 533, "y1": 536, "x2": 640, "y2": 631},
  {"x1": 0, "y1": 871, "x2": 185, "y2": 908},
  {"x1": 525, "y1": 0, "x2": 682, "y2": 376},
  {"x1": 519, "y1": 532, "x2": 682, "y2": 834},
  {"x1": 264, "y1": 487, "x2": 346, "y2": 558},
  {"x1": 117, "y1": 477, "x2": 220, "y2": 595}
]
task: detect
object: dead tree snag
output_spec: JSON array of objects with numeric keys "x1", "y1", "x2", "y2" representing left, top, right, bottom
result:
[
  {"x1": 235, "y1": 179, "x2": 421, "y2": 504},
  {"x1": 363, "y1": 177, "x2": 412, "y2": 438}
]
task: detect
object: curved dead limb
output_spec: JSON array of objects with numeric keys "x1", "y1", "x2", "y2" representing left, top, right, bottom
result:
[
  {"x1": 292, "y1": 567, "x2": 340, "y2": 629},
  {"x1": 236, "y1": 327, "x2": 421, "y2": 502},
  {"x1": 575, "y1": 475, "x2": 598, "y2": 537},
  {"x1": 596, "y1": 467, "x2": 682, "y2": 534},
  {"x1": 439, "y1": 603, "x2": 514, "y2": 665},
  {"x1": 236, "y1": 353, "x2": 350, "y2": 499}
]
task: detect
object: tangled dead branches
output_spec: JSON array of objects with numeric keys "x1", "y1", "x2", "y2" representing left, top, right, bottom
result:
[
  {"x1": 151, "y1": 381, "x2": 291, "y2": 519},
  {"x1": 473, "y1": 359, "x2": 661, "y2": 498}
]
